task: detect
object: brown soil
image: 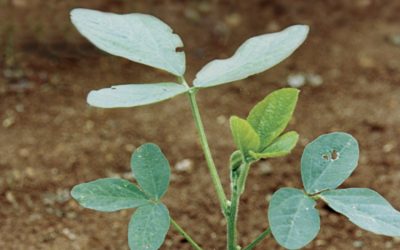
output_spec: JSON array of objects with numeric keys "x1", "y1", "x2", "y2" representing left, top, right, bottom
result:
[{"x1": 1, "y1": 0, "x2": 400, "y2": 249}]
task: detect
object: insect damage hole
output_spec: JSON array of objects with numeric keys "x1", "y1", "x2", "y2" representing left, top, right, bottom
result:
[
  {"x1": 175, "y1": 46, "x2": 184, "y2": 53},
  {"x1": 322, "y1": 150, "x2": 339, "y2": 161},
  {"x1": 331, "y1": 150, "x2": 339, "y2": 160}
]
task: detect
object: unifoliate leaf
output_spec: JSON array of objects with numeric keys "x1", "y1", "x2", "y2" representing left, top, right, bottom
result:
[
  {"x1": 71, "y1": 178, "x2": 149, "y2": 212},
  {"x1": 71, "y1": 9, "x2": 185, "y2": 76},
  {"x1": 250, "y1": 131, "x2": 298, "y2": 159},
  {"x1": 230, "y1": 116, "x2": 260, "y2": 157},
  {"x1": 321, "y1": 188, "x2": 400, "y2": 237},
  {"x1": 268, "y1": 188, "x2": 320, "y2": 249},
  {"x1": 301, "y1": 132, "x2": 359, "y2": 195},
  {"x1": 128, "y1": 203, "x2": 170, "y2": 250},
  {"x1": 247, "y1": 88, "x2": 299, "y2": 149},
  {"x1": 87, "y1": 83, "x2": 188, "y2": 108},
  {"x1": 193, "y1": 25, "x2": 309, "y2": 88},
  {"x1": 131, "y1": 143, "x2": 170, "y2": 200}
]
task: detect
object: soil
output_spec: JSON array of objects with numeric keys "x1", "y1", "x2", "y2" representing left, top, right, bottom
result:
[{"x1": 1, "y1": 0, "x2": 400, "y2": 249}]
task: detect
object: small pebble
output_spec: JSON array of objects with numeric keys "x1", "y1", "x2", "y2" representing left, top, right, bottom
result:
[
  {"x1": 62, "y1": 228, "x2": 77, "y2": 241},
  {"x1": 225, "y1": 13, "x2": 242, "y2": 28},
  {"x1": 287, "y1": 73, "x2": 306, "y2": 88},
  {"x1": 258, "y1": 161, "x2": 273, "y2": 175},
  {"x1": 353, "y1": 240, "x2": 363, "y2": 248},
  {"x1": 307, "y1": 73, "x2": 323, "y2": 86},
  {"x1": 389, "y1": 34, "x2": 400, "y2": 46},
  {"x1": 385, "y1": 241, "x2": 393, "y2": 249},
  {"x1": 2, "y1": 116, "x2": 15, "y2": 128},
  {"x1": 216, "y1": 115, "x2": 227, "y2": 125},
  {"x1": 175, "y1": 159, "x2": 193, "y2": 172}
]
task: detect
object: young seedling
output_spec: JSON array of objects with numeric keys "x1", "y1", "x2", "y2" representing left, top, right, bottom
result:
[{"x1": 70, "y1": 8, "x2": 400, "y2": 250}]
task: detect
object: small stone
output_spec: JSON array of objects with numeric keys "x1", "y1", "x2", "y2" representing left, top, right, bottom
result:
[
  {"x1": 26, "y1": 167, "x2": 35, "y2": 178},
  {"x1": 385, "y1": 241, "x2": 393, "y2": 248},
  {"x1": 383, "y1": 143, "x2": 395, "y2": 153},
  {"x1": 307, "y1": 73, "x2": 323, "y2": 87},
  {"x1": 258, "y1": 161, "x2": 273, "y2": 175},
  {"x1": 315, "y1": 239, "x2": 327, "y2": 246},
  {"x1": 353, "y1": 240, "x2": 363, "y2": 248},
  {"x1": 62, "y1": 228, "x2": 77, "y2": 241},
  {"x1": 216, "y1": 115, "x2": 227, "y2": 125},
  {"x1": 389, "y1": 34, "x2": 400, "y2": 46},
  {"x1": 6, "y1": 191, "x2": 17, "y2": 205},
  {"x1": 124, "y1": 144, "x2": 136, "y2": 153},
  {"x1": 175, "y1": 159, "x2": 193, "y2": 172},
  {"x1": 15, "y1": 104, "x2": 24, "y2": 112},
  {"x1": 287, "y1": 73, "x2": 306, "y2": 88},
  {"x1": 3, "y1": 116, "x2": 15, "y2": 128},
  {"x1": 225, "y1": 13, "x2": 242, "y2": 28}
]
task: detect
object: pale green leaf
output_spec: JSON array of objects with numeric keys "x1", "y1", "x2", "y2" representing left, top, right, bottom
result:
[
  {"x1": 268, "y1": 188, "x2": 320, "y2": 249},
  {"x1": 128, "y1": 203, "x2": 170, "y2": 250},
  {"x1": 250, "y1": 131, "x2": 298, "y2": 159},
  {"x1": 87, "y1": 83, "x2": 188, "y2": 108},
  {"x1": 230, "y1": 116, "x2": 260, "y2": 157},
  {"x1": 131, "y1": 143, "x2": 170, "y2": 200},
  {"x1": 193, "y1": 25, "x2": 309, "y2": 88},
  {"x1": 321, "y1": 188, "x2": 400, "y2": 236},
  {"x1": 301, "y1": 132, "x2": 359, "y2": 194},
  {"x1": 71, "y1": 178, "x2": 149, "y2": 212},
  {"x1": 71, "y1": 8, "x2": 185, "y2": 76},
  {"x1": 247, "y1": 88, "x2": 299, "y2": 149}
]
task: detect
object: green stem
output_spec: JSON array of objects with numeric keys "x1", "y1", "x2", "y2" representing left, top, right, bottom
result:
[
  {"x1": 227, "y1": 161, "x2": 251, "y2": 250},
  {"x1": 187, "y1": 88, "x2": 228, "y2": 215},
  {"x1": 242, "y1": 227, "x2": 271, "y2": 250},
  {"x1": 171, "y1": 218, "x2": 203, "y2": 250},
  {"x1": 227, "y1": 170, "x2": 240, "y2": 250}
]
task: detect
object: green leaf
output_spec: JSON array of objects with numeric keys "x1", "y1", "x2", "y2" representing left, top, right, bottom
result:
[
  {"x1": 131, "y1": 143, "x2": 170, "y2": 200},
  {"x1": 268, "y1": 188, "x2": 320, "y2": 249},
  {"x1": 71, "y1": 9, "x2": 185, "y2": 76},
  {"x1": 321, "y1": 188, "x2": 400, "y2": 237},
  {"x1": 250, "y1": 131, "x2": 298, "y2": 159},
  {"x1": 128, "y1": 203, "x2": 170, "y2": 250},
  {"x1": 247, "y1": 88, "x2": 299, "y2": 149},
  {"x1": 87, "y1": 83, "x2": 188, "y2": 108},
  {"x1": 230, "y1": 116, "x2": 260, "y2": 157},
  {"x1": 71, "y1": 178, "x2": 149, "y2": 212},
  {"x1": 301, "y1": 132, "x2": 359, "y2": 194},
  {"x1": 193, "y1": 25, "x2": 309, "y2": 88}
]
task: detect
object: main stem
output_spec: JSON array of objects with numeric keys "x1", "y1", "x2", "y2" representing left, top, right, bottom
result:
[
  {"x1": 187, "y1": 89, "x2": 228, "y2": 215},
  {"x1": 227, "y1": 162, "x2": 251, "y2": 250}
]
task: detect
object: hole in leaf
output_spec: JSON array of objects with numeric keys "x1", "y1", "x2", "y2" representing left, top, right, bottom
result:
[
  {"x1": 322, "y1": 150, "x2": 339, "y2": 161},
  {"x1": 175, "y1": 47, "x2": 184, "y2": 53},
  {"x1": 331, "y1": 150, "x2": 339, "y2": 160}
]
